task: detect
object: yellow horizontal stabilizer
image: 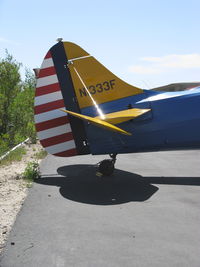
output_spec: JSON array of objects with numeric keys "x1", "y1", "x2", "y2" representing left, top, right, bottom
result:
[
  {"x1": 60, "y1": 109, "x2": 132, "y2": 136},
  {"x1": 95, "y1": 108, "x2": 150, "y2": 124}
]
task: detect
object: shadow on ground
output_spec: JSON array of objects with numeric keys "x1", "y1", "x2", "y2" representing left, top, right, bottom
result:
[{"x1": 35, "y1": 164, "x2": 200, "y2": 205}]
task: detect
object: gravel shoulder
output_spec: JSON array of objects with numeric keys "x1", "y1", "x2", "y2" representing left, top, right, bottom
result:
[{"x1": 0, "y1": 142, "x2": 44, "y2": 253}]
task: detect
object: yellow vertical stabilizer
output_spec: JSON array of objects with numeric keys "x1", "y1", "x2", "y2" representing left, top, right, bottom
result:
[{"x1": 63, "y1": 42, "x2": 143, "y2": 109}]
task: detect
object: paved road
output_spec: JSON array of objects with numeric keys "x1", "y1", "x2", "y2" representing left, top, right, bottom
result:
[{"x1": 1, "y1": 151, "x2": 200, "y2": 267}]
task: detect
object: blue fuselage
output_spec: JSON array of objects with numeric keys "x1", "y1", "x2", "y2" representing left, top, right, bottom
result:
[{"x1": 82, "y1": 87, "x2": 200, "y2": 155}]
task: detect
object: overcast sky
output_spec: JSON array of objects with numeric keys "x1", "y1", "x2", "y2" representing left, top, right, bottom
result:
[{"x1": 0, "y1": 0, "x2": 200, "y2": 88}]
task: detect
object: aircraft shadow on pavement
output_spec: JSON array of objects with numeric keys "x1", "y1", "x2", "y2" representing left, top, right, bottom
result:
[
  {"x1": 35, "y1": 164, "x2": 200, "y2": 205},
  {"x1": 36, "y1": 164, "x2": 158, "y2": 205}
]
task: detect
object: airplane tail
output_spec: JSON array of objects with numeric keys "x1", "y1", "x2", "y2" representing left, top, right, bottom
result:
[
  {"x1": 34, "y1": 41, "x2": 145, "y2": 157},
  {"x1": 62, "y1": 42, "x2": 143, "y2": 109}
]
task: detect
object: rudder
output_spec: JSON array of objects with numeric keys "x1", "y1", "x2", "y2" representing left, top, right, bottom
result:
[{"x1": 34, "y1": 42, "x2": 90, "y2": 157}]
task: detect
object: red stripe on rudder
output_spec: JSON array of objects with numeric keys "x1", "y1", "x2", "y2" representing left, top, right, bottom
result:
[
  {"x1": 34, "y1": 99, "x2": 65, "y2": 114},
  {"x1": 38, "y1": 66, "x2": 56, "y2": 78},
  {"x1": 54, "y1": 149, "x2": 77, "y2": 157},
  {"x1": 35, "y1": 116, "x2": 69, "y2": 132},
  {"x1": 35, "y1": 83, "x2": 60, "y2": 96},
  {"x1": 40, "y1": 132, "x2": 74, "y2": 147},
  {"x1": 45, "y1": 51, "x2": 51, "y2": 59}
]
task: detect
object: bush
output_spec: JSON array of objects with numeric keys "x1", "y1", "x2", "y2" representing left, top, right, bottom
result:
[{"x1": 22, "y1": 161, "x2": 40, "y2": 182}]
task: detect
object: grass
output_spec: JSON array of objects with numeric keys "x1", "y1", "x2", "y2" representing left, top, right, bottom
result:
[
  {"x1": 34, "y1": 149, "x2": 47, "y2": 160},
  {"x1": 0, "y1": 147, "x2": 26, "y2": 166},
  {"x1": 22, "y1": 161, "x2": 40, "y2": 187},
  {"x1": 22, "y1": 149, "x2": 47, "y2": 187},
  {"x1": 0, "y1": 144, "x2": 46, "y2": 187}
]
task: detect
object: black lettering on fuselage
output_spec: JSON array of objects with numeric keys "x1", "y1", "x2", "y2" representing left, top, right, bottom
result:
[
  {"x1": 89, "y1": 85, "x2": 96, "y2": 95},
  {"x1": 103, "y1": 81, "x2": 110, "y2": 90},
  {"x1": 110, "y1": 79, "x2": 115, "y2": 89},
  {"x1": 96, "y1": 83, "x2": 103, "y2": 92},
  {"x1": 79, "y1": 88, "x2": 88, "y2": 97},
  {"x1": 79, "y1": 79, "x2": 116, "y2": 97}
]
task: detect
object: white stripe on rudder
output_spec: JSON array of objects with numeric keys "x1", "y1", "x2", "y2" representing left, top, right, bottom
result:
[
  {"x1": 41, "y1": 58, "x2": 54, "y2": 69},
  {"x1": 36, "y1": 74, "x2": 58, "y2": 88},
  {"x1": 45, "y1": 140, "x2": 76, "y2": 154},
  {"x1": 35, "y1": 91, "x2": 63, "y2": 106},
  {"x1": 37, "y1": 124, "x2": 72, "y2": 140},
  {"x1": 34, "y1": 109, "x2": 66, "y2": 123}
]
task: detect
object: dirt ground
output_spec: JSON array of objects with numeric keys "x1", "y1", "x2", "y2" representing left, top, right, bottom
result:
[{"x1": 0, "y1": 142, "x2": 44, "y2": 253}]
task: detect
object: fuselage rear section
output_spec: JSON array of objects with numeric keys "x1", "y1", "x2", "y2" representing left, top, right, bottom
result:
[{"x1": 84, "y1": 87, "x2": 200, "y2": 155}]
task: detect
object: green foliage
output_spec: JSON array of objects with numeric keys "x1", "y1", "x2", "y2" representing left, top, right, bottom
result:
[
  {"x1": 27, "y1": 122, "x2": 37, "y2": 144},
  {"x1": 0, "y1": 133, "x2": 10, "y2": 156},
  {"x1": 22, "y1": 161, "x2": 40, "y2": 184},
  {"x1": 9, "y1": 69, "x2": 36, "y2": 145},
  {"x1": 0, "y1": 51, "x2": 21, "y2": 135},
  {"x1": 34, "y1": 149, "x2": 47, "y2": 160},
  {"x1": 0, "y1": 147, "x2": 26, "y2": 166},
  {"x1": 0, "y1": 51, "x2": 36, "y2": 156}
]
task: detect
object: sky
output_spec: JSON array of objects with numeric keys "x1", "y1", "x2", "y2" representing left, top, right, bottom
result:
[{"x1": 0, "y1": 0, "x2": 200, "y2": 88}]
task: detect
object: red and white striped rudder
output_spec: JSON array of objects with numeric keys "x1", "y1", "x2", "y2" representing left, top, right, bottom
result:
[{"x1": 34, "y1": 50, "x2": 77, "y2": 157}]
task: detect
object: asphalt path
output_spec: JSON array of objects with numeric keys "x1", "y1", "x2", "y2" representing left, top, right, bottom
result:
[{"x1": 1, "y1": 150, "x2": 200, "y2": 267}]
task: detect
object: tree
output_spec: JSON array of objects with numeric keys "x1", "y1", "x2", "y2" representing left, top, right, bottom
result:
[
  {"x1": 9, "y1": 69, "x2": 36, "y2": 144},
  {"x1": 0, "y1": 51, "x2": 36, "y2": 155},
  {"x1": 0, "y1": 51, "x2": 21, "y2": 135}
]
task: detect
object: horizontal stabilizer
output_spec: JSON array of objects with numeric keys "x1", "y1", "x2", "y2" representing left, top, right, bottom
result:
[
  {"x1": 60, "y1": 109, "x2": 132, "y2": 136},
  {"x1": 95, "y1": 108, "x2": 150, "y2": 124}
]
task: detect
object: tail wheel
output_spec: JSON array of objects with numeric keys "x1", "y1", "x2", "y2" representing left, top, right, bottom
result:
[
  {"x1": 99, "y1": 159, "x2": 114, "y2": 176},
  {"x1": 98, "y1": 154, "x2": 117, "y2": 176}
]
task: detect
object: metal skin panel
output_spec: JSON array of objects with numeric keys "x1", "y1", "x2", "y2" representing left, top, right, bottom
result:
[
  {"x1": 63, "y1": 42, "x2": 89, "y2": 60},
  {"x1": 63, "y1": 42, "x2": 143, "y2": 109},
  {"x1": 85, "y1": 87, "x2": 200, "y2": 155}
]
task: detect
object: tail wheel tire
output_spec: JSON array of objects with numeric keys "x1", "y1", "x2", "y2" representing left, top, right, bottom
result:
[{"x1": 99, "y1": 159, "x2": 114, "y2": 176}]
